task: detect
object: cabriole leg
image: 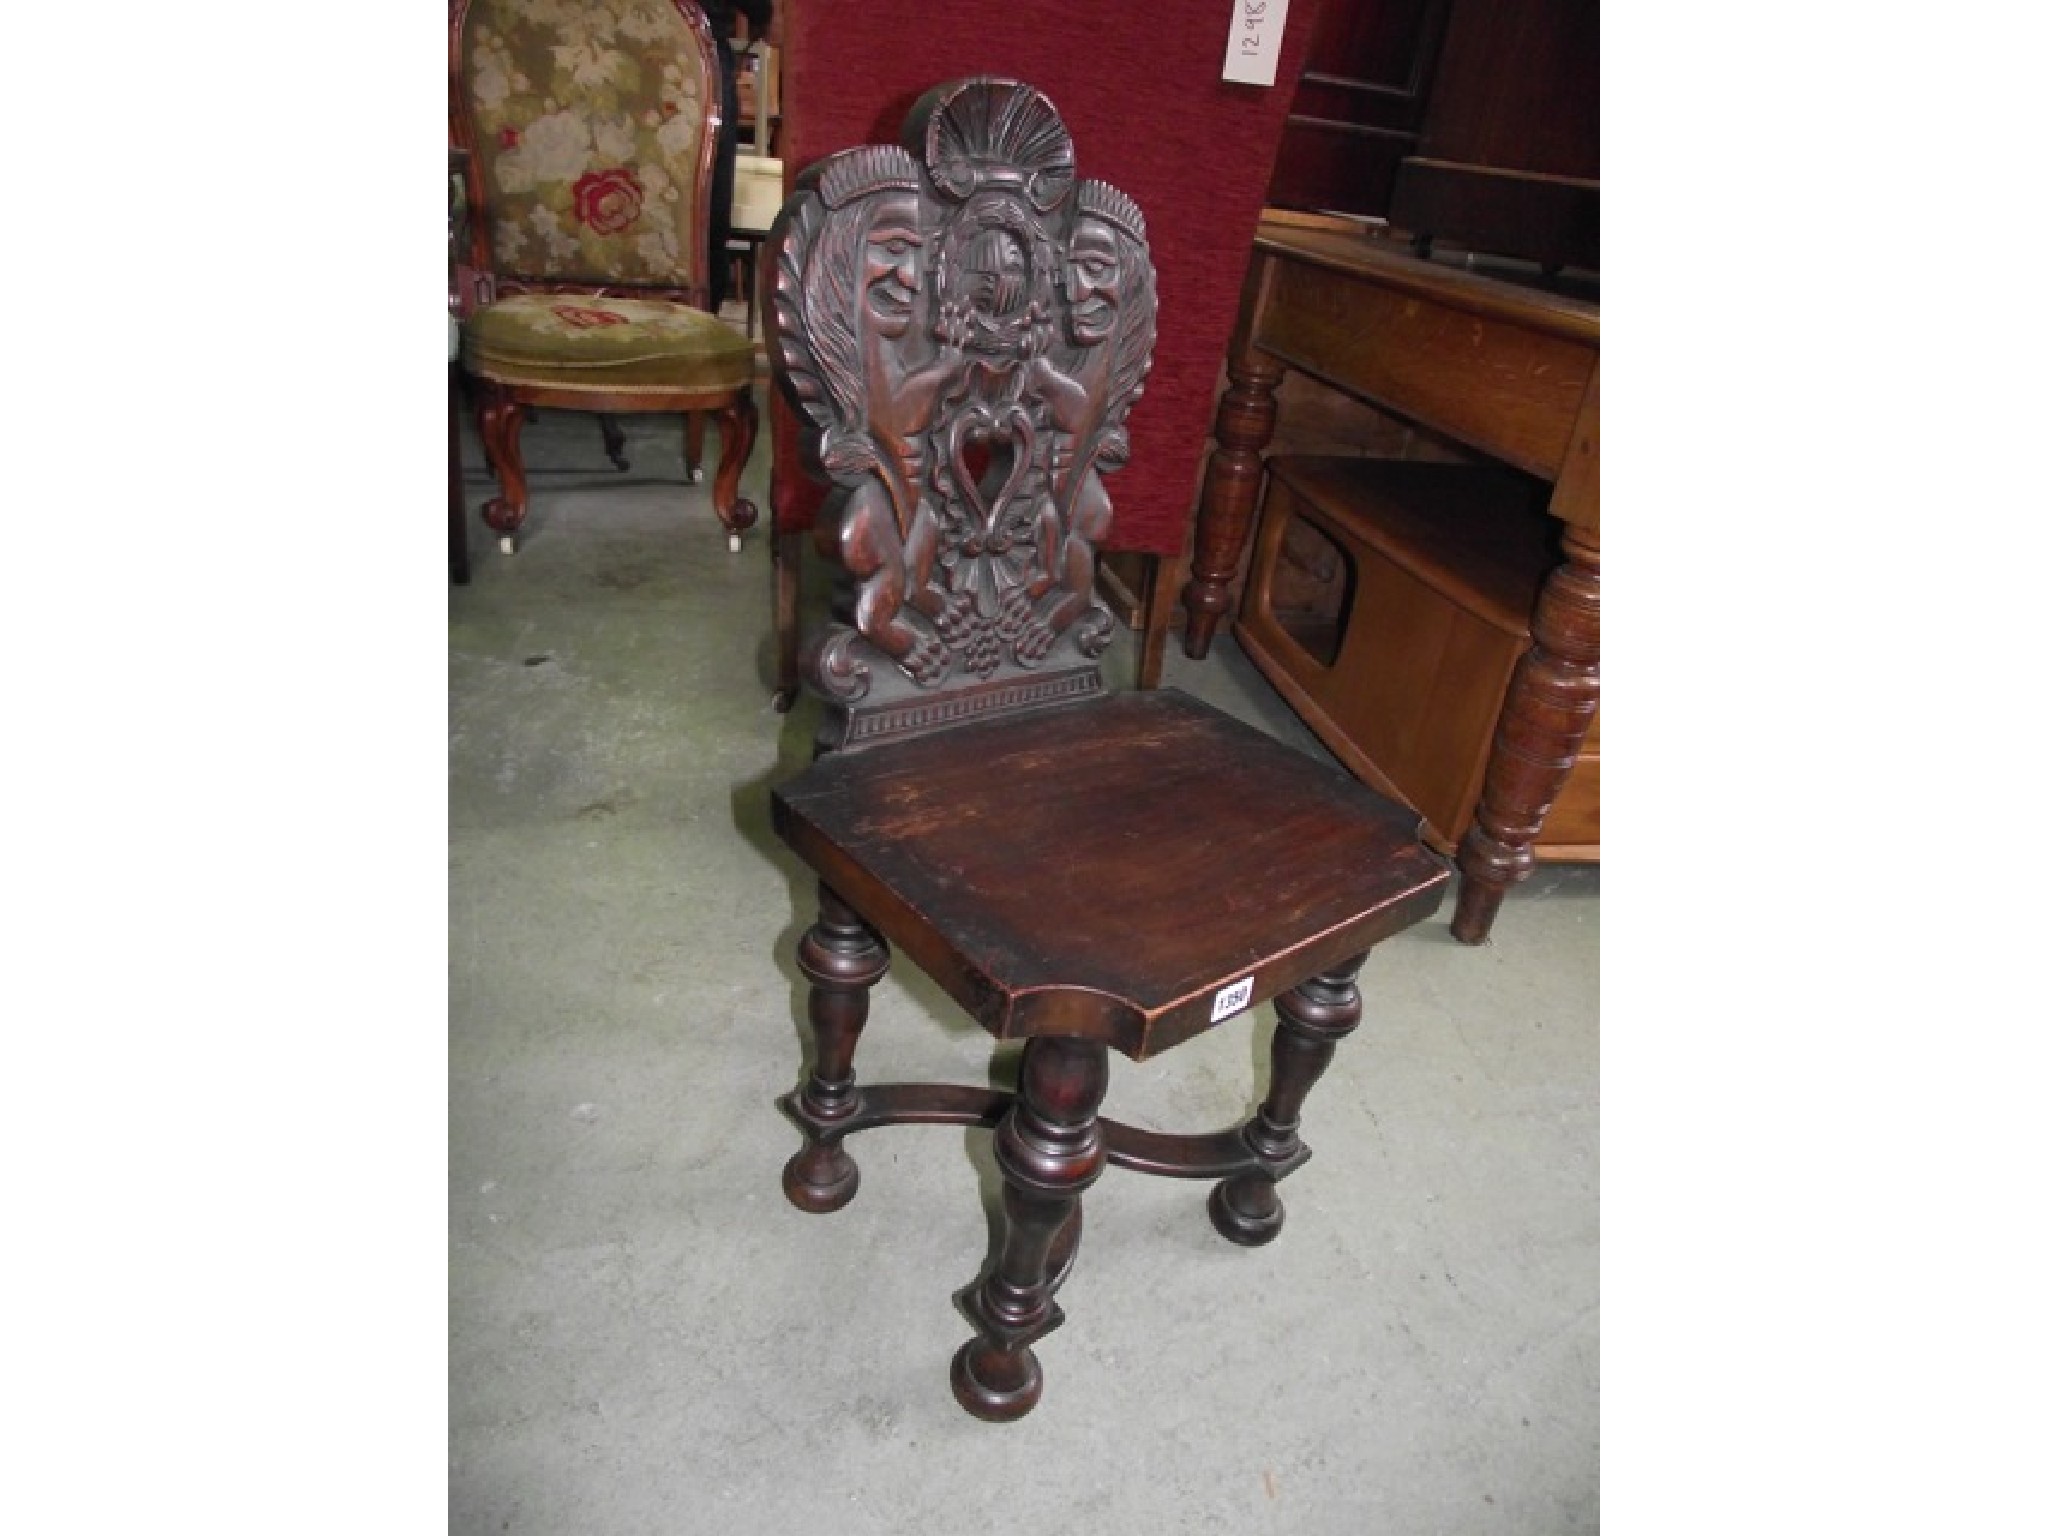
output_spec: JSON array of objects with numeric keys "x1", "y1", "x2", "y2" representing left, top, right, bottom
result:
[
  {"x1": 710, "y1": 393, "x2": 760, "y2": 550},
  {"x1": 1209, "y1": 957, "x2": 1366, "y2": 1247},
  {"x1": 474, "y1": 383, "x2": 530, "y2": 551}
]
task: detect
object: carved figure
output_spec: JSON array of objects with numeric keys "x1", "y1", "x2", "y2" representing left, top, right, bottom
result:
[
  {"x1": 773, "y1": 145, "x2": 968, "y2": 689},
  {"x1": 768, "y1": 78, "x2": 1155, "y2": 708},
  {"x1": 1026, "y1": 179, "x2": 1157, "y2": 656}
]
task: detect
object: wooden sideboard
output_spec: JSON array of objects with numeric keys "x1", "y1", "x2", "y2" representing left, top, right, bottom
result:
[{"x1": 1181, "y1": 210, "x2": 1598, "y2": 945}]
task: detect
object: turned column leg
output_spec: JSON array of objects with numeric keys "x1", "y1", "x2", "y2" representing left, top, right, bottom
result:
[
  {"x1": 474, "y1": 384, "x2": 531, "y2": 549},
  {"x1": 1181, "y1": 348, "x2": 1282, "y2": 659},
  {"x1": 709, "y1": 393, "x2": 760, "y2": 549},
  {"x1": 597, "y1": 413, "x2": 629, "y2": 471},
  {"x1": 1452, "y1": 525, "x2": 1600, "y2": 944},
  {"x1": 952, "y1": 1036, "x2": 1110, "y2": 1422},
  {"x1": 779, "y1": 884, "x2": 889, "y2": 1213},
  {"x1": 1210, "y1": 958, "x2": 1366, "y2": 1247}
]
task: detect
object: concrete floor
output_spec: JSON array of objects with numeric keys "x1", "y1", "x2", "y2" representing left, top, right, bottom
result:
[{"x1": 449, "y1": 392, "x2": 1599, "y2": 1534}]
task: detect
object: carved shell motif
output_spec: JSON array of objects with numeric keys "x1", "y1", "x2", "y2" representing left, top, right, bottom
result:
[{"x1": 767, "y1": 78, "x2": 1157, "y2": 702}]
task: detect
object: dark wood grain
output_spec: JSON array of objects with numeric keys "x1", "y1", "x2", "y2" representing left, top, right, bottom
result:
[{"x1": 774, "y1": 689, "x2": 1447, "y2": 1061}]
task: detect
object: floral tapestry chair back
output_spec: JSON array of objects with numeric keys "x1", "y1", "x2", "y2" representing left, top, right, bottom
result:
[
  {"x1": 453, "y1": 0, "x2": 721, "y2": 301},
  {"x1": 451, "y1": 0, "x2": 757, "y2": 559}
]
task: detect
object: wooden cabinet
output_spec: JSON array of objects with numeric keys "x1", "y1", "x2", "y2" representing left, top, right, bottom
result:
[
  {"x1": 1239, "y1": 455, "x2": 1596, "y2": 859},
  {"x1": 1181, "y1": 214, "x2": 1600, "y2": 941}
]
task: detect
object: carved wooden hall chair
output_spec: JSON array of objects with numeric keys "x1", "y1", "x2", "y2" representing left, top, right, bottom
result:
[
  {"x1": 450, "y1": 0, "x2": 758, "y2": 555},
  {"x1": 763, "y1": 79, "x2": 1453, "y2": 1422}
]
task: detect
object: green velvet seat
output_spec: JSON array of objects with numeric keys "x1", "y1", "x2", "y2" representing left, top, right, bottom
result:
[{"x1": 463, "y1": 292, "x2": 755, "y2": 395}]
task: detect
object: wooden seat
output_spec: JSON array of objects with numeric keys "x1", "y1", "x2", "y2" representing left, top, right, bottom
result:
[
  {"x1": 763, "y1": 78, "x2": 1450, "y2": 1422},
  {"x1": 776, "y1": 689, "x2": 1445, "y2": 1062}
]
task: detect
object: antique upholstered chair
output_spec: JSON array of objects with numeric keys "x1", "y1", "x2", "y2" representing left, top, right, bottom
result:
[
  {"x1": 450, "y1": 0, "x2": 758, "y2": 555},
  {"x1": 764, "y1": 79, "x2": 1453, "y2": 1422}
]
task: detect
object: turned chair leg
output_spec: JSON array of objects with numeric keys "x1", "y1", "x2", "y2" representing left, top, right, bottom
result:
[
  {"x1": 709, "y1": 393, "x2": 760, "y2": 552},
  {"x1": 1209, "y1": 957, "x2": 1366, "y2": 1247},
  {"x1": 952, "y1": 1035, "x2": 1110, "y2": 1423},
  {"x1": 779, "y1": 885, "x2": 889, "y2": 1213}
]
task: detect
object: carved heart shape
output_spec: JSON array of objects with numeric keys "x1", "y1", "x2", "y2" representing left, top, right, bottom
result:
[{"x1": 944, "y1": 403, "x2": 1036, "y2": 555}]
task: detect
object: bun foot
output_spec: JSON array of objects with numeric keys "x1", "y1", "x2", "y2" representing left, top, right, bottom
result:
[
  {"x1": 782, "y1": 1143, "x2": 859, "y2": 1213},
  {"x1": 1208, "y1": 1176, "x2": 1285, "y2": 1247},
  {"x1": 951, "y1": 1339, "x2": 1042, "y2": 1422}
]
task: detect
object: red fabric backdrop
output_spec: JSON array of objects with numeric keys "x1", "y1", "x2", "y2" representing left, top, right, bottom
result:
[{"x1": 769, "y1": 0, "x2": 1327, "y2": 554}]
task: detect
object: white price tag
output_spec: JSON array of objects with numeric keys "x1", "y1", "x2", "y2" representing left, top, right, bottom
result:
[
  {"x1": 1211, "y1": 976, "x2": 1255, "y2": 1022},
  {"x1": 1221, "y1": 0, "x2": 1292, "y2": 87}
]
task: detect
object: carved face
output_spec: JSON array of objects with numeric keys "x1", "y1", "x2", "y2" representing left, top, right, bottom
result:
[
  {"x1": 966, "y1": 226, "x2": 1029, "y2": 318},
  {"x1": 862, "y1": 191, "x2": 924, "y2": 339},
  {"x1": 1065, "y1": 216, "x2": 1122, "y2": 345}
]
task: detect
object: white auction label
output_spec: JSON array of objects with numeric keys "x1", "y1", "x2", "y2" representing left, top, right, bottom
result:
[
  {"x1": 1211, "y1": 975, "x2": 1255, "y2": 1022},
  {"x1": 1221, "y1": 0, "x2": 1292, "y2": 88}
]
